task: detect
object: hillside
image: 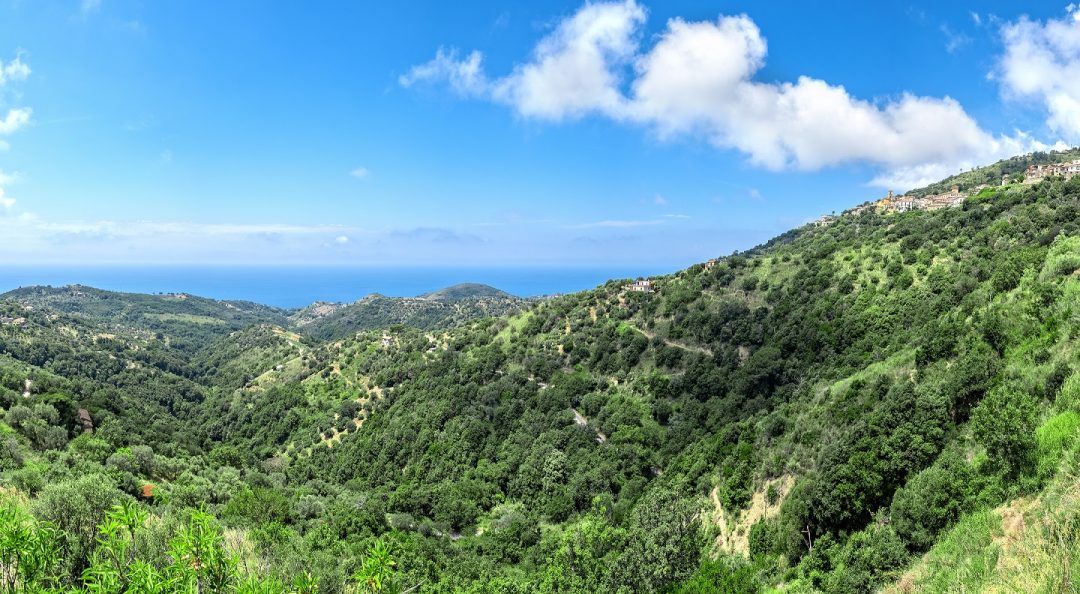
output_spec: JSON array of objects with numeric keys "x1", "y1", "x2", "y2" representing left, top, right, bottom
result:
[
  {"x1": 907, "y1": 147, "x2": 1080, "y2": 197},
  {"x1": 1, "y1": 171, "x2": 1079, "y2": 592},
  {"x1": 420, "y1": 283, "x2": 515, "y2": 301},
  {"x1": 0, "y1": 285, "x2": 290, "y2": 354},
  {"x1": 291, "y1": 289, "x2": 530, "y2": 342}
]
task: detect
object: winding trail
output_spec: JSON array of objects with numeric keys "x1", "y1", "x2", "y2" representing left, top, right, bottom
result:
[{"x1": 631, "y1": 326, "x2": 713, "y2": 357}]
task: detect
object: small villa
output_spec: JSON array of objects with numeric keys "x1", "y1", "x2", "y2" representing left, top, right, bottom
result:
[{"x1": 629, "y1": 280, "x2": 654, "y2": 293}]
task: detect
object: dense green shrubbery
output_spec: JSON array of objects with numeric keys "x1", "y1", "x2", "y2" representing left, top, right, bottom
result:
[{"x1": 1, "y1": 169, "x2": 1080, "y2": 591}]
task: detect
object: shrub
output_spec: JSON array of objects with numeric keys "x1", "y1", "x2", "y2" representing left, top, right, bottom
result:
[{"x1": 890, "y1": 451, "x2": 974, "y2": 551}]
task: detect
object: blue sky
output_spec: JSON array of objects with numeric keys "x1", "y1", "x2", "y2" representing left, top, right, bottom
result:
[{"x1": 0, "y1": 1, "x2": 1077, "y2": 267}]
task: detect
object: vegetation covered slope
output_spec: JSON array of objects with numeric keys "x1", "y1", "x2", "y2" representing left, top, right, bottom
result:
[
  {"x1": 292, "y1": 290, "x2": 530, "y2": 342},
  {"x1": 1, "y1": 169, "x2": 1080, "y2": 592},
  {"x1": 419, "y1": 283, "x2": 516, "y2": 301},
  {"x1": 907, "y1": 147, "x2": 1080, "y2": 197}
]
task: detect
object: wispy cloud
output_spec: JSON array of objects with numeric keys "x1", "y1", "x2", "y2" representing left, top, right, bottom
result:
[
  {"x1": 941, "y1": 24, "x2": 972, "y2": 53},
  {"x1": 389, "y1": 226, "x2": 483, "y2": 244},
  {"x1": 0, "y1": 54, "x2": 30, "y2": 85},
  {"x1": 80, "y1": 0, "x2": 102, "y2": 15},
  {"x1": 566, "y1": 218, "x2": 673, "y2": 229},
  {"x1": 350, "y1": 167, "x2": 370, "y2": 178}
]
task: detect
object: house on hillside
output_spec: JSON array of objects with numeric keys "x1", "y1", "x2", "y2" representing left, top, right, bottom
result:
[
  {"x1": 1024, "y1": 160, "x2": 1080, "y2": 183},
  {"x1": 890, "y1": 198, "x2": 916, "y2": 213},
  {"x1": 629, "y1": 280, "x2": 654, "y2": 293}
]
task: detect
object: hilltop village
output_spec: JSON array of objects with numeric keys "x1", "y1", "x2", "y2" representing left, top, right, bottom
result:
[{"x1": 812, "y1": 157, "x2": 1080, "y2": 226}]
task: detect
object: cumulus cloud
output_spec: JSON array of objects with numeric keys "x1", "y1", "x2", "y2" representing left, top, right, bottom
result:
[
  {"x1": 403, "y1": 1, "x2": 1048, "y2": 188},
  {"x1": 489, "y1": 0, "x2": 645, "y2": 120},
  {"x1": 402, "y1": 1, "x2": 645, "y2": 120},
  {"x1": 998, "y1": 6, "x2": 1080, "y2": 141}
]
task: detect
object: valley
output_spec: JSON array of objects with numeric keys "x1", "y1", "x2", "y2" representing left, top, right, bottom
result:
[{"x1": 2, "y1": 161, "x2": 1080, "y2": 592}]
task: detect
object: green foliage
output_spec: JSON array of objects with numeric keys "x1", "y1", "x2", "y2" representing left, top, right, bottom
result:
[
  {"x1": 1034, "y1": 411, "x2": 1080, "y2": 481},
  {"x1": 890, "y1": 450, "x2": 975, "y2": 551},
  {"x1": 670, "y1": 557, "x2": 761, "y2": 593},
  {"x1": 972, "y1": 386, "x2": 1039, "y2": 476},
  {"x1": 0, "y1": 497, "x2": 61, "y2": 591},
  {"x1": 3, "y1": 161, "x2": 1080, "y2": 591}
]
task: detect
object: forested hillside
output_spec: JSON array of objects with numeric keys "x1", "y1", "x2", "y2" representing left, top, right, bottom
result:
[
  {"x1": 292, "y1": 284, "x2": 530, "y2": 342},
  {"x1": 2, "y1": 167, "x2": 1080, "y2": 592}
]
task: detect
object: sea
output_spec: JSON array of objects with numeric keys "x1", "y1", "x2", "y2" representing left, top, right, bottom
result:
[{"x1": 0, "y1": 265, "x2": 675, "y2": 309}]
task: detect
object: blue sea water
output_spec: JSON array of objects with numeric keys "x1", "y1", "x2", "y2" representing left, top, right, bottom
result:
[{"x1": 0, "y1": 266, "x2": 675, "y2": 309}]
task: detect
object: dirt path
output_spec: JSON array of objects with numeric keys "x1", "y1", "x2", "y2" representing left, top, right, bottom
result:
[
  {"x1": 571, "y1": 408, "x2": 607, "y2": 443},
  {"x1": 632, "y1": 326, "x2": 713, "y2": 357}
]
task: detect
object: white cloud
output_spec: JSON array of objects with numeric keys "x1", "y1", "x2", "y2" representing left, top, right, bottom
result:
[
  {"x1": 350, "y1": 167, "x2": 370, "y2": 178},
  {"x1": 626, "y1": 13, "x2": 1034, "y2": 179},
  {"x1": 490, "y1": 0, "x2": 645, "y2": 120},
  {"x1": 0, "y1": 171, "x2": 17, "y2": 209},
  {"x1": 652, "y1": 193, "x2": 667, "y2": 206},
  {"x1": 0, "y1": 108, "x2": 31, "y2": 135},
  {"x1": 998, "y1": 6, "x2": 1080, "y2": 141},
  {"x1": 335, "y1": 235, "x2": 350, "y2": 244},
  {"x1": 402, "y1": 1, "x2": 645, "y2": 120},
  {"x1": 0, "y1": 55, "x2": 30, "y2": 85},
  {"x1": 404, "y1": 1, "x2": 1044, "y2": 189},
  {"x1": 399, "y1": 48, "x2": 489, "y2": 97}
]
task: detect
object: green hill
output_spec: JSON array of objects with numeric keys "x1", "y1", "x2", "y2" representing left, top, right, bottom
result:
[
  {"x1": 419, "y1": 283, "x2": 515, "y2": 301},
  {"x1": 291, "y1": 285, "x2": 530, "y2": 341},
  {"x1": 1, "y1": 169, "x2": 1080, "y2": 592},
  {"x1": 0, "y1": 285, "x2": 290, "y2": 354}
]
